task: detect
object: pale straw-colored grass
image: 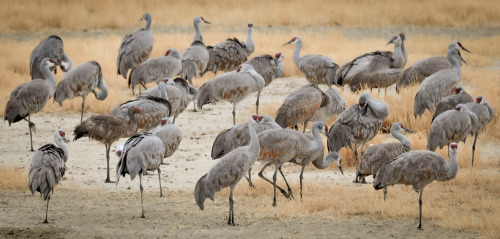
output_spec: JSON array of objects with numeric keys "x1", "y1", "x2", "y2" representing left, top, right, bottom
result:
[{"x1": 0, "y1": 166, "x2": 28, "y2": 190}]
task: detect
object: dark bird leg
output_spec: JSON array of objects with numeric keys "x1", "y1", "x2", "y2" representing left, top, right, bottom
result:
[
  {"x1": 24, "y1": 117, "x2": 36, "y2": 151},
  {"x1": 258, "y1": 163, "x2": 289, "y2": 198},
  {"x1": 278, "y1": 166, "x2": 294, "y2": 200},
  {"x1": 157, "y1": 167, "x2": 163, "y2": 197},
  {"x1": 299, "y1": 165, "x2": 306, "y2": 199},
  {"x1": 139, "y1": 174, "x2": 145, "y2": 218},
  {"x1": 302, "y1": 119, "x2": 310, "y2": 133},
  {"x1": 43, "y1": 196, "x2": 50, "y2": 223},
  {"x1": 104, "y1": 144, "x2": 115, "y2": 183},
  {"x1": 232, "y1": 103, "x2": 236, "y2": 125},
  {"x1": 383, "y1": 187, "x2": 387, "y2": 201},
  {"x1": 246, "y1": 168, "x2": 255, "y2": 188},
  {"x1": 255, "y1": 91, "x2": 261, "y2": 115},
  {"x1": 228, "y1": 187, "x2": 235, "y2": 226},
  {"x1": 418, "y1": 190, "x2": 423, "y2": 230},
  {"x1": 140, "y1": 82, "x2": 148, "y2": 94},
  {"x1": 472, "y1": 133, "x2": 479, "y2": 167},
  {"x1": 272, "y1": 165, "x2": 278, "y2": 207},
  {"x1": 80, "y1": 97, "x2": 85, "y2": 122},
  {"x1": 173, "y1": 116, "x2": 177, "y2": 124},
  {"x1": 353, "y1": 144, "x2": 360, "y2": 183}
]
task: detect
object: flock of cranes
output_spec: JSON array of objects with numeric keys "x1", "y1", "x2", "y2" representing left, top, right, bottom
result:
[{"x1": 4, "y1": 12, "x2": 495, "y2": 230}]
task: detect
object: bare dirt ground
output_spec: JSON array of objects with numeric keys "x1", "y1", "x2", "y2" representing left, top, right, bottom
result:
[{"x1": 0, "y1": 75, "x2": 484, "y2": 238}]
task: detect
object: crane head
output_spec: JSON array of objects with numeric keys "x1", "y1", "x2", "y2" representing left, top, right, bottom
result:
[
  {"x1": 275, "y1": 52, "x2": 282, "y2": 59},
  {"x1": 283, "y1": 37, "x2": 298, "y2": 46},
  {"x1": 57, "y1": 129, "x2": 69, "y2": 143},
  {"x1": 133, "y1": 107, "x2": 141, "y2": 113},
  {"x1": 251, "y1": 114, "x2": 262, "y2": 122},
  {"x1": 456, "y1": 42, "x2": 471, "y2": 53},
  {"x1": 476, "y1": 96, "x2": 484, "y2": 104},
  {"x1": 200, "y1": 16, "x2": 211, "y2": 24},
  {"x1": 165, "y1": 50, "x2": 170, "y2": 56},
  {"x1": 450, "y1": 142, "x2": 458, "y2": 150},
  {"x1": 248, "y1": 23, "x2": 253, "y2": 28},
  {"x1": 454, "y1": 87, "x2": 463, "y2": 94}
]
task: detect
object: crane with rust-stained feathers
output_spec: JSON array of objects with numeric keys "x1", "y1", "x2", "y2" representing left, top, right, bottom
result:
[
  {"x1": 414, "y1": 41, "x2": 471, "y2": 118},
  {"x1": 29, "y1": 129, "x2": 69, "y2": 223},
  {"x1": 374, "y1": 143, "x2": 459, "y2": 230},
  {"x1": 128, "y1": 48, "x2": 182, "y2": 94},
  {"x1": 74, "y1": 106, "x2": 142, "y2": 183},
  {"x1": 275, "y1": 84, "x2": 330, "y2": 132},
  {"x1": 327, "y1": 92, "x2": 390, "y2": 169},
  {"x1": 246, "y1": 52, "x2": 284, "y2": 87},
  {"x1": 116, "y1": 133, "x2": 165, "y2": 218},
  {"x1": 431, "y1": 86, "x2": 473, "y2": 122},
  {"x1": 427, "y1": 104, "x2": 478, "y2": 152},
  {"x1": 5, "y1": 58, "x2": 56, "y2": 151},
  {"x1": 30, "y1": 35, "x2": 72, "y2": 80},
  {"x1": 181, "y1": 16, "x2": 211, "y2": 85},
  {"x1": 200, "y1": 23, "x2": 254, "y2": 77},
  {"x1": 54, "y1": 61, "x2": 108, "y2": 122},
  {"x1": 465, "y1": 96, "x2": 495, "y2": 166},
  {"x1": 284, "y1": 36, "x2": 339, "y2": 87},
  {"x1": 257, "y1": 121, "x2": 343, "y2": 206},
  {"x1": 356, "y1": 122, "x2": 413, "y2": 183},
  {"x1": 336, "y1": 33, "x2": 407, "y2": 87},
  {"x1": 197, "y1": 64, "x2": 265, "y2": 125},
  {"x1": 117, "y1": 13, "x2": 154, "y2": 79},
  {"x1": 149, "y1": 117, "x2": 182, "y2": 160},
  {"x1": 195, "y1": 115, "x2": 262, "y2": 226}
]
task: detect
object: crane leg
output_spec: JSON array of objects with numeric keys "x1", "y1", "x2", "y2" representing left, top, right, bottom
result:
[
  {"x1": 418, "y1": 190, "x2": 423, "y2": 230},
  {"x1": 193, "y1": 99, "x2": 198, "y2": 112},
  {"x1": 258, "y1": 163, "x2": 289, "y2": 198},
  {"x1": 43, "y1": 195, "x2": 50, "y2": 223},
  {"x1": 24, "y1": 117, "x2": 36, "y2": 151},
  {"x1": 255, "y1": 91, "x2": 260, "y2": 115},
  {"x1": 104, "y1": 144, "x2": 114, "y2": 183},
  {"x1": 278, "y1": 166, "x2": 293, "y2": 199},
  {"x1": 232, "y1": 103, "x2": 236, "y2": 125},
  {"x1": 472, "y1": 133, "x2": 479, "y2": 167},
  {"x1": 353, "y1": 144, "x2": 359, "y2": 183},
  {"x1": 228, "y1": 187, "x2": 235, "y2": 226},
  {"x1": 299, "y1": 165, "x2": 306, "y2": 199},
  {"x1": 173, "y1": 116, "x2": 176, "y2": 124},
  {"x1": 158, "y1": 167, "x2": 163, "y2": 197},
  {"x1": 303, "y1": 119, "x2": 310, "y2": 133},
  {"x1": 80, "y1": 99, "x2": 85, "y2": 122},
  {"x1": 140, "y1": 82, "x2": 148, "y2": 93},
  {"x1": 245, "y1": 168, "x2": 255, "y2": 188},
  {"x1": 272, "y1": 165, "x2": 278, "y2": 207},
  {"x1": 139, "y1": 174, "x2": 145, "y2": 218},
  {"x1": 383, "y1": 187, "x2": 387, "y2": 201}
]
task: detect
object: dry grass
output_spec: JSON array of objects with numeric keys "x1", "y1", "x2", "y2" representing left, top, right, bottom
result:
[
  {"x1": 0, "y1": 166, "x2": 28, "y2": 190},
  {"x1": 1, "y1": 0, "x2": 500, "y2": 32}
]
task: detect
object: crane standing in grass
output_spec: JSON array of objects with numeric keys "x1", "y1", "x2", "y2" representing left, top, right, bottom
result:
[{"x1": 465, "y1": 96, "x2": 495, "y2": 166}]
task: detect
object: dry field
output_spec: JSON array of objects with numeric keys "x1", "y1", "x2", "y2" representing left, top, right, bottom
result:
[{"x1": 1, "y1": 0, "x2": 500, "y2": 238}]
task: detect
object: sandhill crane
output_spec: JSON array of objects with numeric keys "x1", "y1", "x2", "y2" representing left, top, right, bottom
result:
[
  {"x1": 396, "y1": 56, "x2": 451, "y2": 93},
  {"x1": 465, "y1": 96, "x2": 495, "y2": 166},
  {"x1": 356, "y1": 122, "x2": 413, "y2": 183},
  {"x1": 54, "y1": 61, "x2": 108, "y2": 122},
  {"x1": 74, "y1": 106, "x2": 141, "y2": 183},
  {"x1": 309, "y1": 87, "x2": 346, "y2": 123},
  {"x1": 128, "y1": 48, "x2": 182, "y2": 94},
  {"x1": 30, "y1": 35, "x2": 72, "y2": 79},
  {"x1": 431, "y1": 86, "x2": 473, "y2": 122},
  {"x1": 427, "y1": 104, "x2": 478, "y2": 152},
  {"x1": 197, "y1": 64, "x2": 265, "y2": 125},
  {"x1": 246, "y1": 52, "x2": 285, "y2": 87},
  {"x1": 181, "y1": 16, "x2": 211, "y2": 85},
  {"x1": 116, "y1": 133, "x2": 165, "y2": 218},
  {"x1": 115, "y1": 143, "x2": 125, "y2": 157},
  {"x1": 327, "y1": 92, "x2": 390, "y2": 167},
  {"x1": 195, "y1": 115, "x2": 261, "y2": 226},
  {"x1": 275, "y1": 84, "x2": 330, "y2": 132},
  {"x1": 117, "y1": 12, "x2": 154, "y2": 79},
  {"x1": 413, "y1": 41, "x2": 471, "y2": 118},
  {"x1": 29, "y1": 129, "x2": 69, "y2": 223},
  {"x1": 257, "y1": 121, "x2": 342, "y2": 206},
  {"x1": 283, "y1": 36, "x2": 339, "y2": 87},
  {"x1": 142, "y1": 78, "x2": 188, "y2": 122},
  {"x1": 348, "y1": 68, "x2": 403, "y2": 94},
  {"x1": 336, "y1": 33, "x2": 407, "y2": 86},
  {"x1": 201, "y1": 23, "x2": 254, "y2": 76},
  {"x1": 374, "y1": 143, "x2": 459, "y2": 229},
  {"x1": 5, "y1": 58, "x2": 56, "y2": 151},
  {"x1": 149, "y1": 117, "x2": 182, "y2": 160},
  {"x1": 109, "y1": 81, "x2": 172, "y2": 132}
]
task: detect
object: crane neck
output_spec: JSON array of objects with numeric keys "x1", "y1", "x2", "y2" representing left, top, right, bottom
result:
[
  {"x1": 277, "y1": 57, "x2": 284, "y2": 77},
  {"x1": 61, "y1": 53, "x2": 72, "y2": 72},
  {"x1": 392, "y1": 130, "x2": 411, "y2": 151},
  {"x1": 247, "y1": 69, "x2": 265, "y2": 90},
  {"x1": 247, "y1": 121, "x2": 260, "y2": 161},
  {"x1": 440, "y1": 151, "x2": 458, "y2": 181},
  {"x1": 447, "y1": 50, "x2": 462, "y2": 80},
  {"x1": 54, "y1": 134, "x2": 68, "y2": 161},
  {"x1": 309, "y1": 126, "x2": 324, "y2": 152},
  {"x1": 96, "y1": 76, "x2": 108, "y2": 100},
  {"x1": 193, "y1": 20, "x2": 203, "y2": 43},
  {"x1": 367, "y1": 98, "x2": 390, "y2": 119},
  {"x1": 391, "y1": 42, "x2": 405, "y2": 69},
  {"x1": 42, "y1": 62, "x2": 57, "y2": 88},
  {"x1": 246, "y1": 27, "x2": 254, "y2": 53},
  {"x1": 311, "y1": 152, "x2": 336, "y2": 169},
  {"x1": 292, "y1": 42, "x2": 303, "y2": 67},
  {"x1": 485, "y1": 103, "x2": 495, "y2": 122},
  {"x1": 144, "y1": 17, "x2": 152, "y2": 30}
]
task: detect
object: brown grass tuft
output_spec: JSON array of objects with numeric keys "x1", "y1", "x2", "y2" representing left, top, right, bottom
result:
[{"x1": 0, "y1": 166, "x2": 28, "y2": 190}]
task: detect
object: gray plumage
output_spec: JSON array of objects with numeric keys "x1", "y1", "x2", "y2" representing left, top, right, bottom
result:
[
  {"x1": 257, "y1": 122, "x2": 342, "y2": 206},
  {"x1": 142, "y1": 78, "x2": 192, "y2": 123},
  {"x1": 396, "y1": 56, "x2": 451, "y2": 93},
  {"x1": 197, "y1": 64, "x2": 265, "y2": 125},
  {"x1": 284, "y1": 36, "x2": 339, "y2": 87},
  {"x1": 413, "y1": 41, "x2": 471, "y2": 118},
  {"x1": 181, "y1": 16, "x2": 211, "y2": 85},
  {"x1": 74, "y1": 106, "x2": 141, "y2": 183},
  {"x1": 427, "y1": 104, "x2": 478, "y2": 152},
  {"x1": 195, "y1": 115, "x2": 261, "y2": 226},
  {"x1": 431, "y1": 86, "x2": 473, "y2": 122},
  {"x1": 128, "y1": 48, "x2": 182, "y2": 94},
  {"x1": 117, "y1": 13, "x2": 154, "y2": 79},
  {"x1": 5, "y1": 58, "x2": 56, "y2": 151},
  {"x1": 116, "y1": 133, "x2": 165, "y2": 218},
  {"x1": 356, "y1": 122, "x2": 412, "y2": 183},
  {"x1": 327, "y1": 92, "x2": 390, "y2": 166},
  {"x1": 54, "y1": 61, "x2": 108, "y2": 122},
  {"x1": 275, "y1": 84, "x2": 330, "y2": 132},
  {"x1": 28, "y1": 129, "x2": 69, "y2": 223},
  {"x1": 148, "y1": 117, "x2": 182, "y2": 158},
  {"x1": 201, "y1": 23, "x2": 254, "y2": 76},
  {"x1": 465, "y1": 96, "x2": 495, "y2": 166},
  {"x1": 348, "y1": 68, "x2": 403, "y2": 93},
  {"x1": 309, "y1": 87, "x2": 346, "y2": 123},
  {"x1": 336, "y1": 33, "x2": 407, "y2": 86},
  {"x1": 374, "y1": 143, "x2": 459, "y2": 229},
  {"x1": 246, "y1": 52, "x2": 284, "y2": 87},
  {"x1": 30, "y1": 35, "x2": 72, "y2": 79}
]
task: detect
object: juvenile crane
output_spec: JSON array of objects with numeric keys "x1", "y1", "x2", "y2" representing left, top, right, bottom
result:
[
  {"x1": 284, "y1": 36, "x2": 339, "y2": 87},
  {"x1": 5, "y1": 58, "x2": 56, "y2": 151},
  {"x1": 414, "y1": 41, "x2": 471, "y2": 118},
  {"x1": 117, "y1": 13, "x2": 154, "y2": 79},
  {"x1": 149, "y1": 117, "x2": 183, "y2": 160},
  {"x1": 116, "y1": 133, "x2": 165, "y2": 218},
  {"x1": 374, "y1": 143, "x2": 460, "y2": 230},
  {"x1": 29, "y1": 129, "x2": 69, "y2": 223},
  {"x1": 195, "y1": 115, "x2": 262, "y2": 226},
  {"x1": 246, "y1": 52, "x2": 284, "y2": 87},
  {"x1": 181, "y1": 16, "x2": 211, "y2": 85},
  {"x1": 356, "y1": 122, "x2": 412, "y2": 183},
  {"x1": 30, "y1": 35, "x2": 72, "y2": 79},
  {"x1": 431, "y1": 86, "x2": 473, "y2": 122},
  {"x1": 54, "y1": 61, "x2": 108, "y2": 122},
  {"x1": 201, "y1": 23, "x2": 254, "y2": 76},
  {"x1": 465, "y1": 96, "x2": 495, "y2": 166}
]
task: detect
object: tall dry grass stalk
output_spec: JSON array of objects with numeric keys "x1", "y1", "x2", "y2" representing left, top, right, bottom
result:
[
  {"x1": 0, "y1": 166, "x2": 28, "y2": 190},
  {"x1": 1, "y1": 0, "x2": 500, "y2": 32}
]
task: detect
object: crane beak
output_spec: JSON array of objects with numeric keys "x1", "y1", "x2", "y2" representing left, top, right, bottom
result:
[
  {"x1": 62, "y1": 136, "x2": 69, "y2": 143},
  {"x1": 203, "y1": 19, "x2": 212, "y2": 24},
  {"x1": 283, "y1": 40, "x2": 293, "y2": 46},
  {"x1": 386, "y1": 37, "x2": 395, "y2": 45},
  {"x1": 460, "y1": 46, "x2": 471, "y2": 53},
  {"x1": 404, "y1": 128, "x2": 415, "y2": 134}
]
